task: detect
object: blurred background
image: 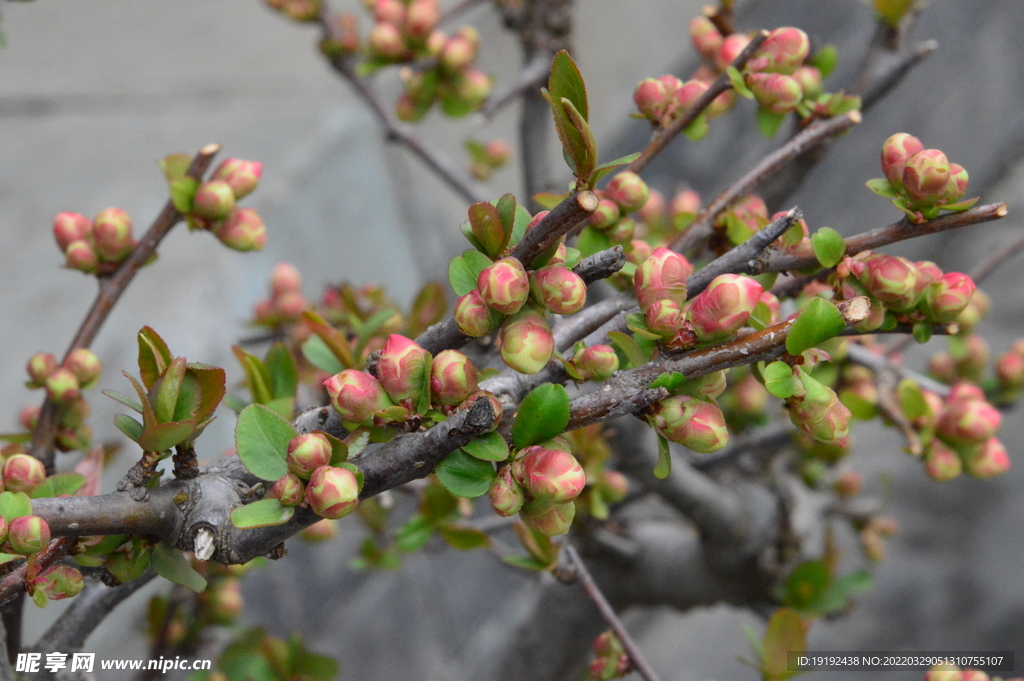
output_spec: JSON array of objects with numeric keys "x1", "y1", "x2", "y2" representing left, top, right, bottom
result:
[{"x1": 0, "y1": 0, "x2": 1022, "y2": 678}]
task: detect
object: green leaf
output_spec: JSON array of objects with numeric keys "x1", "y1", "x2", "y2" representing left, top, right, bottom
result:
[
  {"x1": 301, "y1": 335, "x2": 345, "y2": 375},
  {"x1": 811, "y1": 227, "x2": 846, "y2": 268},
  {"x1": 548, "y1": 50, "x2": 588, "y2": 122},
  {"x1": 154, "y1": 357, "x2": 187, "y2": 424},
  {"x1": 654, "y1": 433, "x2": 672, "y2": 479},
  {"x1": 865, "y1": 177, "x2": 898, "y2": 198},
  {"x1": 727, "y1": 66, "x2": 754, "y2": 98},
  {"x1": 461, "y1": 431, "x2": 510, "y2": 462},
  {"x1": 159, "y1": 153, "x2": 193, "y2": 182},
  {"x1": 33, "y1": 590, "x2": 48, "y2": 609},
  {"x1": 809, "y1": 44, "x2": 838, "y2": 78},
  {"x1": 839, "y1": 389, "x2": 876, "y2": 420},
  {"x1": 649, "y1": 372, "x2": 687, "y2": 394},
  {"x1": 781, "y1": 560, "x2": 830, "y2": 610},
  {"x1": 683, "y1": 114, "x2": 709, "y2": 141},
  {"x1": 786, "y1": 297, "x2": 846, "y2": 356},
  {"x1": 301, "y1": 310, "x2": 355, "y2": 370},
  {"x1": 232, "y1": 346, "x2": 274, "y2": 406},
  {"x1": 468, "y1": 201, "x2": 507, "y2": 258},
  {"x1": 589, "y1": 152, "x2": 641, "y2": 185},
  {"x1": 502, "y1": 554, "x2": 550, "y2": 571},
  {"x1": 749, "y1": 301, "x2": 772, "y2": 331},
  {"x1": 29, "y1": 473, "x2": 86, "y2": 499},
  {"x1": 560, "y1": 97, "x2": 597, "y2": 181},
  {"x1": 512, "y1": 383, "x2": 571, "y2": 449},
  {"x1": 139, "y1": 420, "x2": 197, "y2": 452},
  {"x1": 114, "y1": 414, "x2": 144, "y2": 442},
  {"x1": 533, "y1": 192, "x2": 568, "y2": 210},
  {"x1": 763, "y1": 361, "x2": 797, "y2": 399},
  {"x1": 495, "y1": 193, "x2": 517, "y2": 247},
  {"x1": 607, "y1": 330, "x2": 647, "y2": 369},
  {"x1": 151, "y1": 543, "x2": 208, "y2": 593},
  {"x1": 896, "y1": 378, "x2": 928, "y2": 421},
  {"x1": 123, "y1": 372, "x2": 158, "y2": 431},
  {"x1": 435, "y1": 449, "x2": 496, "y2": 498},
  {"x1": 941, "y1": 197, "x2": 979, "y2": 212},
  {"x1": 723, "y1": 211, "x2": 755, "y2": 245},
  {"x1": 506, "y1": 203, "x2": 533, "y2": 250},
  {"x1": 103, "y1": 389, "x2": 144, "y2": 413},
  {"x1": 186, "y1": 363, "x2": 226, "y2": 424},
  {"x1": 172, "y1": 372, "x2": 202, "y2": 423},
  {"x1": 234, "y1": 404, "x2": 297, "y2": 481},
  {"x1": 575, "y1": 226, "x2": 611, "y2": 258},
  {"x1": 169, "y1": 177, "x2": 198, "y2": 214},
  {"x1": 757, "y1": 108, "x2": 788, "y2": 138},
  {"x1": 438, "y1": 523, "x2": 490, "y2": 550},
  {"x1": 265, "y1": 343, "x2": 298, "y2": 401},
  {"x1": 912, "y1": 321, "x2": 933, "y2": 344},
  {"x1": 264, "y1": 396, "x2": 295, "y2": 420},
  {"x1": 814, "y1": 570, "x2": 872, "y2": 614},
  {"x1": 396, "y1": 515, "x2": 434, "y2": 551},
  {"x1": 761, "y1": 608, "x2": 806, "y2": 680},
  {"x1": 0, "y1": 492, "x2": 32, "y2": 522},
  {"x1": 230, "y1": 498, "x2": 295, "y2": 529},
  {"x1": 448, "y1": 249, "x2": 494, "y2": 296},
  {"x1": 138, "y1": 326, "x2": 173, "y2": 390}
]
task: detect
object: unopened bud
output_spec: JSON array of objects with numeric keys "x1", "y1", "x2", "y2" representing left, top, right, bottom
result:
[
  {"x1": 19, "y1": 406, "x2": 41, "y2": 432},
  {"x1": 938, "y1": 163, "x2": 969, "y2": 205},
  {"x1": 605, "y1": 172, "x2": 650, "y2": 214},
  {"x1": 489, "y1": 466, "x2": 524, "y2": 517},
  {"x1": 689, "y1": 16, "x2": 723, "y2": 61},
  {"x1": 53, "y1": 212, "x2": 92, "y2": 252},
  {"x1": 45, "y1": 368, "x2": 80, "y2": 404},
  {"x1": 454, "y1": 289, "x2": 503, "y2": 337},
  {"x1": 2, "y1": 454, "x2": 46, "y2": 493},
  {"x1": 478, "y1": 257, "x2": 530, "y2": 315},
  {"x1": 324, "y1": 370, "x2": 396, "y2": 425},
  {"x1": 649, "y1": 395, "x2": 729, "y2": 453},
  {"x1": 921, "y1": 272, "x2": 976, "y2": 323},
  {"x1": 26, "y1": 353, "x2": 57, "y2": 387},
  {"x1": 633, "y1": 247, "x2": 693, "y2": 312},
  {"x1": 530, "y1": 265, "x2": 587, "y2": 315},
  {"x1": 937, "y1": 396, "x2": 1001, "y2": 445},
  {"x1": 671, "y1": 189, "x2": 702, "y2": 218},
  {"x1": 633, "y1": 78, "x2": 669, "y2": 121},
  {"x1": 573, "y1": 345, "x2": 619, "y2": 382},
  {"x1": 286, "y1": 433, "x2": 333, "y2": 479},
  {"x1": 499, "y1": 308, "x2": 554, "y2": 375},
  {"x1": 834, "y1": 470, "x2": 863, "y2": 498},
  {"x1": 305, "y1": 465, "x2": 360, "y2": 519},
  {"x1": 518, "y1": 446, "x2": 586, "y2": 503},
  {"x1": 430, "y1": 350, "x2": 478, "y2": 405},
  {"x1": 404, "y1": 0, "x2": 438, "y2": 41},
  {"x1": 453, "y1": 69, "x2": 491, "y2": 106},
  {"x1": 996, "y1": 349, "x2": 1024, "y2": 389},
  {"x1": 92, "y1": 208, "x2": 134, "y2": 262},
  {"x1": 964, "y1": 437, "x2": 1010, "y2": 478},
  {"x1": 65, "y1": 240, "x2": 99, "y2": 274},
  {"x1": 644, "y1": 299, "x2": 684, "y2": 338},
  {"x1": 270, "y1": 262, "x2": 302, "y2": 297},
  {"x1": 925, "y1": 440, "x2": 962, "y2": 482},
  {"x1": 378, "y1": 334, "x2": 432, "y2": 402},
  {"x1": 268, "y1": 473, "x2": 306, "y2": 506},
  {"x1": 440, "y1": 33, "x2": 477, "y2": 71},
  {"x1": 880, "y1": 133, "x2": 925, "y2": 190},
  {"x1": 750, "y1": 27, "x2": 810, "y2": 75},
  {"x1": 792, "y1": 65, "x2": 823, "y2": 99},
  {"x1": 687, "y1": 274, "x2": 763, "y2": 342},
  {"x1": 521, "y1": 499, "x2": 576, "y2": 536},
  {"x1": 855, "y1": 254, "x2": 922, "y2": 310},
  {"x1": 63, "y1": 348, "x2": 101, "y2": 388},
  {"x1": 210, "y1": 158, "x2": 263, "y2": 200},
  {"x1": 213, "y1": 208, "x2": 266, "y2": 252},
  {"x1": 902, "y1": 149, "x2": 951, "y2": 205},
  {"x1": 32, "y1": 564, "x2": 84, "y2": 601},
  {"x1": 373, "y1": 0, "x2": 405, "y2": 24},
  {"x1": 368, "y1": 21, "x2": 407, "y2": 60},
  {"x1": 8, "y1": 515, "x2": 50, "y2": 555},
  {"x1": 715, "y1": 33, "x2": 751, "y2": 70},
  {"x1": 748, "y1": 72, "x2": 803, "y2": 115},
  {"x1": 193, "y1": 181, "x2": 237, "y2": 221},
  {"x1": 587, "y1": 199, "x2": 621, "y2": 230}
]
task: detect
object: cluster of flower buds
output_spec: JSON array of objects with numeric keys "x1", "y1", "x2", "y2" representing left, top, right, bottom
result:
[
  {"x1": 633, "y1": 74, "x2": 711, "y2": 128},
  {"x1": 263, "y1": 0, "x2": 321, "y2": 22},
  {"x1": 924, "y1": 383, "x2": 1010, "y2": 480},
  {"x1": 186, "y1": 158, "x2": 266, "y2": 252},
  {"x1": 467, "y1": 139, "x2": 511, "y2": 181},
  {"x1": 489, "y1": 441, "x2": 587, "y2": 536},
  {"x1": 253, "y1": 263, "x2": 311, "y2": 327},
  {"x1": 648, "y1": 391, "x2": 730, "y2": 453},
  {"x1": 785, "y1": 368, "x2": 852, "y2": 448},
  {"x1": 929, "y1": 334, "x2": 989, "y2": 384},
  {"x1": 53, "y1": 209, "x2": 138, "y2": 275},
  {"x1": 872, "y1": 133, "x2": 974, "y2": 221},
  {"x1": 587, "y1": 631, "x2": 632, "y2": 680},
  {"x1": 266, "y1": 433, "x2": 361, "y2": 519},
  {"x1": 712, "y1": 194, "x2": 768, "y2": 248},
  {"x1": 25, "y1": 348, "x2": 101, "y2": 452},
  {"x1": 583, "y1": 171, "x2": 653, "y2": 246}
]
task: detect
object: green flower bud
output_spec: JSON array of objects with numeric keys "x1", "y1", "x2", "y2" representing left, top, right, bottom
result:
[
  {"x1": 286, "y1": 433, "x2": 333, "y2": 480},
  {"x1": 2, "y1": 453, "x2": 46, "y2": 493},
  {"x1": 604, "y1": 172, "x2": 650, "y2": 214},
  {"x1": 26, "y1": 353, "x2": 57, "y2": 387},
  {"x1": 498, "y1": 308, "x2": 554, "y2": 374},
  {"x1": 649, "y1": 395, "x2": 729, "y2": 453},
  {"x1": 9, "y1": 515, "x2": 50, "y2": 555},
  {"x1": 430, "y1": 350, "x2": 478, "y2": 405},
  {"x1": 193, "y1": 181, "x2": 237, "y2": 221},
  {"x1": 63, "y1": 348, "x2": 102, "y2": 388},
  {"x1": 530, "y1": 265, "x2": 587, "y2": 315},
  {"x1": 45, "y1": 368, "x2": 80, "y2": 404},
  {"x1": 478, "y1": 257, "x2": 530, "y2": 315},
  {"x1": 323, "y1": 370, "x2": 396, "y2": 425},
  {"x1": 520, "y1": 499, "x2": 576, "y2": 536},
  {"x1": 305, "y1": 465, "x2": 360, "y2": 519},
  {"x1": 268, "y1": 473, "x2": 306, "y2": 506},
  {"x1": 488, "y1": 466, "x2": 524, "y2": 517},
  {"x1": 92, "y1": 208, "x2": 134, "y2": 262},
  {"x1": 454, "y1": 289, "x2": 503, "y2": 337}
]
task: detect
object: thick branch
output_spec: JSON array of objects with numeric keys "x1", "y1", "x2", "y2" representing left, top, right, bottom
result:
[{"x1": 510, "y1": 189, "x2": 599, "y2": 264}]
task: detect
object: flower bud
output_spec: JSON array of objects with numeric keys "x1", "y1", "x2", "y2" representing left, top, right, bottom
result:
[
  {"x1": 8, "y1": 515, "x2": 50, "y2": 555},
  {"x1": 649, "y1": 395, "x2": 729, "y2": 453},
  {"x1": 286, "y1": 433, "x2": 333, "y2": 479},
  {"x1": 834, "y1": 469, "x2": 863, "y2": 498},
  {"x1": 644, "y1": 299, "x2": 684, "y2": 338},
  {"x1": 32, "y1": 565, "x2": 84, "y2": 601},
  {"x1": 573, "y1": 345, "x2": 619, "y2": 382},
  {"x1": 670, "y1": 189, "x2": 702, "y2": 219},
  {"x1": 268, "y1": 473, "x2": 306, "y2": 506},
  {"x1": 925, "y1": 441, "x2": 962, "y2": 481},
  {"x1": 2, "y1": 454, "x2": 46, "y2": 493},
  {"x1": 689, "y1": 16, "x2": 723, "y2": 61},
  {"x1": 321, "y1": 12, "x2": 361, "y2": 56},
  {"x1": 213, "y1": 208, "x2": 266, "y2": 251},
  {"x1": 633, "y1": 247, "x2": 693, "y2": 312},
  {"x1": 440, "y1": 33, "x2": 477, "y2": 71},
  {"x1": 633, "y1": 78, "x2": 669, "y2": 121},
  {"x1": 92, "y1": 208, "x2": 134, "y2": 262},
  {"x1": 373, "y1": 0, "x2": 405, "y2": 24},
  {"x1": 368, "y1": 21, "x2": 407, "y2": 60},
  {"x1": 517, "y1": 446, "x2": 586, "y2": 503},
  {"x1": 65, "y1": 240, "x2": 99, "y2": 273},
  {"x1": 530, "y1": 266, "x2": 587, "y2": 315},
  {"x1": 792, "y1": 65, "x2": 823, "y2": 99},
  {"x1": 687, "y1": 274, "x2": 763, "y2": 342},
  {"x1": 26, "y1": 353, "x2": 57, "y2": 387},
  {"x1": 305, "y1": 465, "x2": 360, "y2": 519},
  {"x1": 715, "y1": 33, "x2": 751, "y2": 70},
  {"x1": 378, "y1": 334, "x2": 432, "y2": 402},
  {"x1": 430, "y1": 350, "x2": 478, "y2": 405},
  {"x1": 53, "y1": 212, "x2": 92, "y2": 252},
  {"x1": 324, "y1": 370, "x2": 396, "y2": 425},
  {"x1": 270, "y1": 262, "x2": 302, "y2": 297},
  {"x1": 499, "y1": 308, "x2": 555, "y2": 375},
  {"x1": 204, "y1": 579, "x2": 243, "y2": 623},
  {"x1": 404, "y1": 0, "x2": 438, "y2": 41},
  {"x1": 193, "y1": 180, "x2": 237, "y2": 221},
  {"x1": 45, "y1": 368, "x2": 80, "y2": 404},
  {"x1": 666, "y1": 79, "x2": 709, "y2": 123},
  {"x1": 452, "y1": 69, "x2": 491, "y2": 105},
  {"x1": 880, "y1": 133, "x2": 925, "y2": 190},
  {"x1": 587, "y1": 199, "x2": 621, "y2": 229},
  {"x1": 937, "y1": 396, "x2": 1001, "y2": 445},
  {"x1": 921, "y1": 272, "x2": 976, "y2": 323},
  {"x1": 478, "y1": 257, "x2": 530, "y2": 315},
  {"x1": 855, "y1": 254, "x2": 922, "y2": 310},
  {"x1": 964, "y1": 437, "x2": 1010, "y2": 478},
  {"x1": 902, "y1": 149, "x2": 951, "y2": 205},
  {"x1": 938, "y1": 163, "x2": 969, "y2": 205},
  {"x1": 605, "y1": 172, "x2": 650, "y2": 214},
  {"x1": 211, "y1": 158, "x2": 263, "y2": 200},
  {"x1": 454, "y1": 289, "x2": 502, "y2": 337},
  {"x1": 489, "y1": 466, "x2": 524, "y2": 517},
  {"x1": 996, "y1": 349, "x2": 1024, "y2": 389},
  {"x1": 948, "y1": 382, "x2": 985, "y2": 403},
  {"x1": 520, "y1": 499, "x2": 576, "y2": 536},
  {"x1": 750, "y1": 27, "x2": 809, "y2": 75},
  {"x1": 627, "y1": 239, "x2": 653, "y2": 266},
  {"x1": 63, "y1": 348, "x2": 102, "y2": 387},
  {"x1": 747, "y1": 72, "x2": 803, "y2": 115},
  {"x1": 19, "y1": 406, "x2": 40, "y2": 433}
]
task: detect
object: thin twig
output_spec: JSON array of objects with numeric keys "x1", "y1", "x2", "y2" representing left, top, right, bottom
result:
[
  {"x1": 846, "y1": 343, "x2": 950, "y2": 397},
  {"x1": 563, "y1": 543, "x2": 664, "y2": 681},
  {"x1": 860, "y1": 40, "x2": 938, "y2": 111},
  {"x1": 478, "y1": 51, "x2": 550, "y2": 122},
  {"x1": 439, "y1": 0, "x2": 487, "y2": 25},
  {"x1": 968, "y1": 229, "x2": 1024, "y2": 286}
]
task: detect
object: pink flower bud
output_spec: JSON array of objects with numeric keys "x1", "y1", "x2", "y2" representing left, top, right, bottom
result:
[
  {"x1": 53, "y1": 212, "x2": 92, "y2": 252},
  {"x1": 788, "y1": 374, "x2": 851, "y2": 447},
  {"x1": 31, "y1": 565, "x2": 84, "y2": 601},
  {"x1": 650, "y1": 395, "x2": 730, "y2": 453},
  {"x1": 484, "y1": 140, "x2": 511, "y2": 166},
  {"x1": 633, "y1": 247, "x2": 693, "y2": 312},
  {"x1": 19, "y1": 406, "x2": 40, "y2": 432},
  {"x1": 959, "y1": 671, "x2": 990, "y2": 681},
  {"x1": 925, "y1": 440, "x2": 962, "y2": 481},
  {"x1": 2, "y1": 454, "x2": 46, "y2": 493},
  {"x1": 324, "y1": 370, "x2": 396, "y2": 425},
  {"x1": 750, "y1": 27, "x2": 809, "y2": 75},
  {"x1": 213, "y1": 208, "x2": 266, "y2": 252},
  {"x1": 587, "y1": 199, "x2": 621, "y2": 229},
  {"x1": 604, "y1": 172, "x2": 650, "y2": 214},
  {"x1": 92, "y1": 208, "x2": 134, "y2": 262},
  {"x1": 633, "y1": 78, "x2": 669, "y2": 121},
  {"x1": 855, "y1": 254, "x2": 922, "y2": 310},
  {"x1": 687, "y1": 274, "x2": 763, "y2": 342},
  {"x1": 573, "y1": 345, "x2": 619, "y2": 382},
  {"x1": 499, "y1": 308, "x2": 554, "y2": 375},
  {"x1": 489, "y1": 466, "x2": 525, "y2": 517},
  {"x1": 373, "y1": 0, "x2": 405, "y2": 24},
  {"x1": 211, "y1": 158, "x2": 263, "y2": 200},
  {"x1": 637, "y1": 189, "x2": 666, "y2": 225},
  {"x1": 193, "y1": 180, "x2": 237, "y2": 221},
  {"x1": 521, "y1": 499, "x2": 576, "y2": 536},
  {"x1": 834, "y1": 470, "x2": 863, "y2": 498},
  {"x1": 747, "y1": 72, "x2": 803, "y2": 115},
  {"x1": 404, "y1": 0, "x2": 438, "y2": 41},
  {"x1": 204, "y1": 578, "x2": 244, "y2": 622},
  {"x1": 689, "y1": 16, "x2": 723, "y2": 61},
  {"x1": 948, "y1": 382, "x2": 985, "y2": 403},
  {"x1": 65, "y1": 240, "x2": 99, "y2": 274},
  {"x1": 938, "y1": 163, "x2": 969, "y2": 204},
  {"x1": 478, "y1": 257, "x2": 530, "y2": 315},
  {"x1": 378, "y1": 334, "x2": 432, "y2": 402},
  {"x1": 921, "y1": 272, "x2": 976, "y2": 323},
  {"x1": 880, "y1": 133, "x2": 925, "y2": 189},
  {"x1": 517, "y1": 446, "x2": 586, "y2": 503},
  {"x1": 453, "y1": 69, "x2": 491, "y2": 105},
  {"x1": 270, "y1": 262, "x2": 302, "y2": 297},
  {"x1": 670, "y1": 189, "x2": 702, "y2": 218},
  {"x1": 667, "y1": 79, "x2": 710, "y2": 121},
  {"x1": 430, "y1": 350, "x2": 478, "y2": 405},
  {"x1": 286, "y1": 433, "x2": 333, "y2": 480},
  {"x1": 627, "y1": 239, "x2": 653, "y2": 266},
  {"x1": 530, "y1": 266, "x2": 587, "y2": 315},
  {"x1": 321, "y1": 12, "x2": 361, "y2": 55},
  {"x1": 715, "y1": 33, "x2": 751, "y2": 70},
  {"x1": 440, "y1": 33, "x2": 477, "y2": 71},
  {"x1": 26, "y1": 353, "x2": 57, "y2": 387},
  {"x1": 902, "y1": 149, "x2": 951, "y2": 205},
  {"x1": 792, "y1": 65, "x2": 823, "y2": 99},
  {"x1": 45, "y1": 367, "x2": 80, "y2": 404},
  {"x1": 268, "y1": 473, "x2": 306, "y2": 506},
  {"x1": 996, "y1": 349, "x2": 1024, "y2": 389},
  {"x1": 368, "y1": 21, "x2": 407, "y2": 60},
  {"x1": 454, "y1": 289, "x2": 502, "y2": 337},
  {"x1": 63, "y1": 348, "x2": 101, "y2": 388},
  {"x1": 964, "y1": 437, "x2": 1010, "y2": 478},
  {"x1": 8, "y1": 515, "x2": 50, "y2": 555},
  {"x1": 305, "y1": 465, "x2": 360, "y2": 519},
  {"x1": 937, "y1": 396, "x2": 1001, "y2": 445},
  {"x1": 644, "y1": 299, "x2": 684, "y2": 338}
]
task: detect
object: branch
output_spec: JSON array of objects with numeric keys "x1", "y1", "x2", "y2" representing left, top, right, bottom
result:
[
  {"x1": 670, "y1": 112, "x2": 862, "y2": 254},
  {"x1": 846, "y1": 343, "x2": 950, "y2": 397},
  {"x1": 0, "y1": 539, "x2": 77, "y2": 609},
  {"x1": 29, "y1": 144, "x2": 221, "y2": 472},
  {"x1": 968, "y1": 228, "x2": 1024, "y2": 286},
  {"x1": 510, "y1": 189, "x2": 599, "y2": 264},
  {"x1": 438, "y1": 0, "x2": 487, "y2": 25},
  {"x1": 563, "y1": 544, "x2": 664, "y2": 681},
  {"x1": 479, "y1": 50, "x2": 550, "y2": 122}
]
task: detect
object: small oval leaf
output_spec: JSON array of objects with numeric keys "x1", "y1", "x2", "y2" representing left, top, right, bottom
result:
[
  {"x1": 230, "y1": 498, "x2": 295, "y2": 529},
  {"x1": 151, "y1": 542, "x2": 208, "y2": 593},
  {"x1": 786, "y1": 298, "x2": 847, "y2": 356},
  {"x1": 811, "y1": 227, "x2": 846, "y2": 268},
  {"x1": 234, "y1": 404, "x2": 297, "y2": 481},
  {"x1": 763, "y1": 361, "x2": 797, "y2": 399},
  {"x1": 461, "y1": 431, "x2": 510, "y2": 462},
  {"x1": 435, "y1": 450, "x2": 496, "y2": 498},
  {"x1": 512, "y1": 383, "x2": 571, "y2": 449},
  {"x1": 138, "y1": 420, "x2": 197, "y2": 452}
]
